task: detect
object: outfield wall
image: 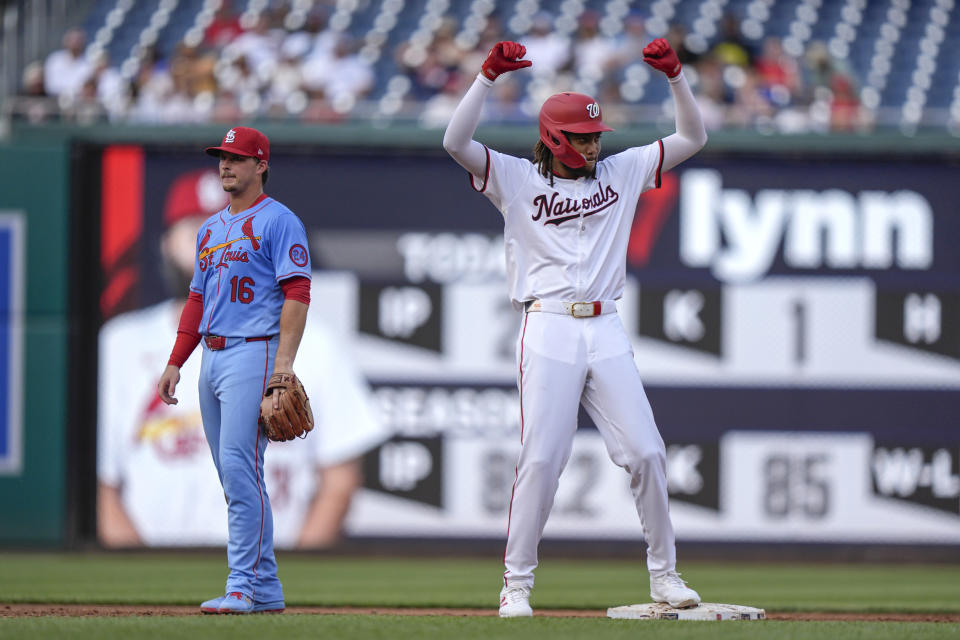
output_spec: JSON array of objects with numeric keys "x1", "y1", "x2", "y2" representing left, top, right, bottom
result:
[
  {"x1": 1, "y1": 125, "x2": 959, "y2": 548},
  {"x1": 0, "y1": 141, "x2": 71, "y2": 545}
]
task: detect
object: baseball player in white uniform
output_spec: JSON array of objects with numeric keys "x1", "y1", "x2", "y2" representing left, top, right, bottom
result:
[{"x1": 442, "y1": 40, "x2": 708, "y2": 617}]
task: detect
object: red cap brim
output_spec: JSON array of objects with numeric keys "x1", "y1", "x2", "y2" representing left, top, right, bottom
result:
[
  {"x1": 562, "y1": 121, "x2": 615, "y2": 134},
  {"x1": 204, "y1": 145, "x2": 261, "y2": 158}
]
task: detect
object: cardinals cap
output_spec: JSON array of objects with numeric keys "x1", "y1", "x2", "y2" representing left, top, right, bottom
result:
[{"x1": 205, "y1": 126, "x2": 270, "y2": 162}]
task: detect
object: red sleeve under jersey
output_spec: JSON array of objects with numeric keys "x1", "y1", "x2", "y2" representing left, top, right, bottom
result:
[
  {"x1": 279, "y1": 276, "x2": 310, "y2": 305},
  {"x1": 167, "y1": 291, "x2": 203, "y2": 367}
]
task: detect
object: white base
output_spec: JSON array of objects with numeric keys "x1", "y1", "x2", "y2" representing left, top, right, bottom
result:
[{"x1": 607, "y1": 602, "x2": 766, "y2": 621}]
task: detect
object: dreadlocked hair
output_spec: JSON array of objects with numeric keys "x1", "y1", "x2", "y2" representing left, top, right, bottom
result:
[{"x1": 533, "y1": 140, "x2": 555, "y2": 186}]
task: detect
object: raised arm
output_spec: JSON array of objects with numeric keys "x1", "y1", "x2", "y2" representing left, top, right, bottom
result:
[
  {"x1": 442, "y1": 41, "x2": 532, "y2": 177},
  {"x1": 643, "y1": 38, "x2": 708, "y2": 173}
]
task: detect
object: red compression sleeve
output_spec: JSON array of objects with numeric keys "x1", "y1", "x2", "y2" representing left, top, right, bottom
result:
[
  {"x1": 167, "y1": 291, "x2": 203, "y2": 367},
  {"x1": 280, "y1": 276, "x2": 311, "y2": 305}
]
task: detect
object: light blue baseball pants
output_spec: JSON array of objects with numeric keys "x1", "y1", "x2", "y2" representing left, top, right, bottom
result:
[{"x1": 198, "y1": 336, "x2": 283, "y2": 606}]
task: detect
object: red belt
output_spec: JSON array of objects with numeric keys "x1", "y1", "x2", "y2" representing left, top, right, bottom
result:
[{"x1": 204, "y1": 335, "x2": 271, "y2": 351}]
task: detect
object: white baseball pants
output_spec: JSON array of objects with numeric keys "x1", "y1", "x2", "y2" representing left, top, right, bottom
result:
[{"x1": 503, "y1": 310, "x2": 677, "y2": 588}]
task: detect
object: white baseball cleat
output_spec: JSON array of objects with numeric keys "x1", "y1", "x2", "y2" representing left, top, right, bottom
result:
[
  {"x1": 499, "y1": 584, "x2": 533, "y2": 618},
  {"x1": 650, "y1": 570, "x2": 701, "y2": 609}
]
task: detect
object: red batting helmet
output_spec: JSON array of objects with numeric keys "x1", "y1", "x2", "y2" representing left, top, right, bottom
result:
[{"x1": 538, "y1": 92, "x2": 614, "y2": 169}]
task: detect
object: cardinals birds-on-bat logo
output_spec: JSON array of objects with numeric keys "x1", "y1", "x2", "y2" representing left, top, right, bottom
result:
[
  {"x1": 242, "y1": 217, "x2": 260, "y2": 250},
  {"x1": 198, "y1": 228, "x2": 212, "y2": 252},
  {"x1": 197, "y1": 220, "x2": 262, "y2": 266}
]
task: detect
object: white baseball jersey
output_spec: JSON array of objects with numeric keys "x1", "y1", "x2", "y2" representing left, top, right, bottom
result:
[
  {"x1": 473, "y1": 142, "x2": 663, "y2": 308},
  {"x1": 98, "y1": 293, "x2": 389, "y2": 547}
]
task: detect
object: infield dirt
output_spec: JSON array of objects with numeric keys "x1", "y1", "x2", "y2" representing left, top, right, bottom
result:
[{"x1": 3, "y1": 604, "x2": 960, "y2": 622}]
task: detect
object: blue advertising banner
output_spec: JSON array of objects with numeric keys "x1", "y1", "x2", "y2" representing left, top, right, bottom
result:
[{"x1": 0, "y1": 213, "x2": 24, "y2": 474}]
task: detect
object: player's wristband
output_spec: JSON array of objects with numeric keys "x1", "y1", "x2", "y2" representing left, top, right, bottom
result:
[
  {"x1": 476, "y1": 72, "x2": 494, "y2": 88},
  {"x1": 667, "y1": 69, "x2": 684, "y2": 84}
]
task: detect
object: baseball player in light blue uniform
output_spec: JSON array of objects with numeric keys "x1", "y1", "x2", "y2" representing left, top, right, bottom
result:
[{"x1": 158, "y1": 126, "x2": 312, "y2": 614}]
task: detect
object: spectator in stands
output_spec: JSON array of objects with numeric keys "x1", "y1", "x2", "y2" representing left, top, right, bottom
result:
[
  {"x1": 17, "y1": 1, "x2": 884, "y2": 133},
  {"x1": 666, "y1": 23, "x2": 701, "y2": 67},
  {"x1": 211, "y1": 87, "x2": 244, "y2": 123},
  {"x1": 44, "y1": 28, "x2": 92, "y2": 99},
  {"x1": 802, "y1": 40, "x2": 829, "y2": 89},
  {"x1": 430, "y1": 20, "x2": 466, "y2": 78},
  {"x1": 188, "y1": 43, "x2": 219, "y2": 91},
  {"x1": 571, "y1": 10, "x2": 619, "y2": 82},
  {"x1": 396, "y1": 20, "x2": 463, "y2": 101},
  {"x1": 754, "y1": 36, "x2": 802, "y2": 107},
  {"x1": 16, "y1": 61, "x2": 55, "y2": 124},
  {"x1": 522, "y1": 12, "x2": 571, "y2": 78},
  {"x1": 227, "y1": 13, "x2": 280, "y2": 83},
  {"x1": 801, "y1": 40, "x2": 853, "y2": 93},
  {"x1": 281, "y1": 8, "x2": 330, "y2": 64},
  {"x1": 302, "y1": 34, "x2": 373, "y2": 107},
  {"x1": 420, "y1": 74, "x2": 469, "y2": 129},
  {"x1": 694, "y1": 55, "x2": 730, "y2": 131},
  {"x1": 129, "y1": 46, "x2": 174, "y2": 123},
  {"x1": 609, "y1": 12, "x2": 649, "y2": 69},
  {"x1": 829, "y1": 73, "x2": 863, "y2": 132},
  {"x1": 710, "y1": 12, "x2": 754, "y2": 67},
  {"x1": 90, "y1": 51, "x2": 126, "y2": 118},
  {"x1": 267, "y1": 40, "x2": 307, "y2": 114},
  {"x1": 215, "y1": 55, "x2": 262, "y2": 109},
  {"x1": 204, "y1": 3, "x2": 243, "y2": 49},
  {"x1": 483, "y1": 78, "x2": 530, "y2": 124},
  {"x1": 301, "y1": 87, "x2": 344, "y2": 124},
  {"x1": 161, "y1": 68, "x2": 209, "y2": 123},
  {"x1": 726, "y1": 67, "x2": 775, "y2": 129},
  {"x1": 68, "y1": 76, "x2": 107, "y2": 125},
  {"x1": 799, "y1": 39, "x2": 865, "y2": 133},
  {"x1": 129, "y1": 44, "x2": 213, "y2": 124},
  {"x1": 474, "y1": 13, "x2": 507, "y2": 57}
]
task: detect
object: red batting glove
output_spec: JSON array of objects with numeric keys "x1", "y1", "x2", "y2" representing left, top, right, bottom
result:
[
  {"x1": 643, "y1": 38, "x2": 682, "y2": 78},
  {"x1": 481, "y1": 41, "x2": 533, "y2": 81}
]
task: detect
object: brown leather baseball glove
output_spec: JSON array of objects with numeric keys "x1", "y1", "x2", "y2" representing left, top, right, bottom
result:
[{"x1": 259, "y1": 372, "x2": 314, "y2": 442}]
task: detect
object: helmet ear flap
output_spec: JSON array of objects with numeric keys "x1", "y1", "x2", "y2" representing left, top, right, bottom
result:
[{"x1": 542, "y1": 123, "x2": 585, "y2": 169}]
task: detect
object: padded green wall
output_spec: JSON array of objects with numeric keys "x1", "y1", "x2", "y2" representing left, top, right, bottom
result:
[{"x1": 0, "y1": 142, "x2": 69, "y2": 544}]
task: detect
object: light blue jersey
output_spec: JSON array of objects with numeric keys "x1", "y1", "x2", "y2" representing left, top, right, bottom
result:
[{"x1": 190, "y1": 195, "x2": 311, "y2": 337}]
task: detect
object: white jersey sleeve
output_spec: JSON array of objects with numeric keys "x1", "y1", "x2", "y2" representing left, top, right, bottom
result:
[
  {"x1": 472, "y1": 147, "x2": 538, "y2": 215},
  {"x1": 602, "y1": 141, "x2": 665, "y2": 197}
]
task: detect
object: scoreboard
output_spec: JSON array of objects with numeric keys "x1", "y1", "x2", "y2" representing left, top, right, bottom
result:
[{"x1": 108, "y1": 145, "x2": 960, "y2": 545}]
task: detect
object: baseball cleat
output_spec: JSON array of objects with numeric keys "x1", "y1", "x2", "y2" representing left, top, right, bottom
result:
[
  {"x1": 217, "y1": 591, "x2": 254, "y2": 614},
  {"x1": 650, "y1": 570, "x2": 701, "y2": 609},
  {"x1": 200, "y1": 596, "x2": 225, "y2": 614},
  {"x1": 253, "y1": 600, "x2": 285, "y2": 614},
  {"x1": 499, "y1": 584, "x2": 533, "y2": 618}
]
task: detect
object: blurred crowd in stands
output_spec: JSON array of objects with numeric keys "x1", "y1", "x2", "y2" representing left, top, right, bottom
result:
[{"x1": 11, "y1": 3, "x2": 872, "y2": 133}]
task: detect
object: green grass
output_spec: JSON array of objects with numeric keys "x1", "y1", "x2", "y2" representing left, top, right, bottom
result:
[
  {"x1": 0, "y1": 617, "x2": 958, "y2": 640},
  {"x1": 1, "y1": 553, "x2": 958, "y2": 639},
  {"x1": 1, "y1": 552, "x2": 958, "y2": 613}
]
